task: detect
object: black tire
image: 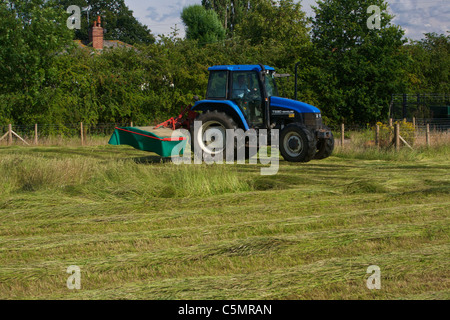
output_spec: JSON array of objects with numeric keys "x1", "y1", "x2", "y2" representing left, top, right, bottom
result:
[
  {"x1": 280, "y1": 124, "x2": 316, "y2": 162},
  {"x1": 314, "y1": 130, "x2": 335, "y2": 160},
  {"x1": 191, "y1": 110, "x2": 258, "y2": 160}
]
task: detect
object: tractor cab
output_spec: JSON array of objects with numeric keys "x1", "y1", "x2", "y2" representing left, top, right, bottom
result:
[{"x1": 205, "y1": 65, "x2": 277, "y2": 129}]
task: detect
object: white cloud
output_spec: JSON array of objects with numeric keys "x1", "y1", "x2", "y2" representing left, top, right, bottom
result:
[
  {"x1": 388, "y1": 0, "x2": 449, "y2": 39},
  {"x1": 126, "y1": 0, "x2": 200, "y2": 39}
]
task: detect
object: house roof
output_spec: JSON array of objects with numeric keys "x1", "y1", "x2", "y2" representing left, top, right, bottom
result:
[{"x1": 103, "y1": 40, "x2": 134, "y2": 49}]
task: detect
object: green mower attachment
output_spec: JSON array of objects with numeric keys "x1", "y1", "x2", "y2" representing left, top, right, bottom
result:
[{"x1": 108, "y1": 126, "x2": 187, "y2": 158}]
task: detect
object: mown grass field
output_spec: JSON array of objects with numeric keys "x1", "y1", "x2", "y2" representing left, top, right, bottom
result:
[{"x1": 0, "y1": 142, "x2": 449, "y2": 300}]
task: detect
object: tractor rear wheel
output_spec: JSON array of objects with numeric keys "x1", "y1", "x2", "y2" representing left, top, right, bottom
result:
[
  {"x1": 192, "y1": 110, "x2": 258, "y2": 160},
  {"x1": 280, "y1": 124, "x2": 316, "y2": 162}
]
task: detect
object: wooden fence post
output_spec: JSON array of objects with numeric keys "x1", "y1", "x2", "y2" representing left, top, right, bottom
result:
[
  {"x1": 412, "y1": 117, "x2": 416, "y2": 129},
  {"x1": 80, "y1": 122, "x2": 84, "y2": 146},
  {"x1": 34, "y1": 124, "x2": 38, "y2": 145},
  {"x1": 395, "y1": 123, "x2": 400, "y2": 151},
  {"x1": 8, "y1": 124, "x2": 12, "y2": 145},
  {"x1": 389, "y1": 118, "x2": 393, "y2": 144},
  {"x1": 130, "y1": 121, "x2": 133, "y2": 127},
  {"x1": 0, "y1": 124, "x2": 29, "y2": 146},
  {"x1": 341, "y1": 123, "x2": 345, "y2": 148},
  {"x1": 426, "y1": 123, "x2": 430, "y2": 147}
]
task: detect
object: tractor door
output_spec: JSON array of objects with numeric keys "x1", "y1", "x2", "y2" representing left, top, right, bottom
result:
[{"x1": 230, "y1": 71, "x2": 264, "y2": 128}]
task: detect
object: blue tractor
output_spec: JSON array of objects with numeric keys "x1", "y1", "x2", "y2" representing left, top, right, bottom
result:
[{"x1": 191, "y1": 64, "x2": 334, "y2": 162}]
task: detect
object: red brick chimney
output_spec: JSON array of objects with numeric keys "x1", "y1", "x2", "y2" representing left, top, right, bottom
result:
[{"x1": 89, "y1": 16, "x2": 103, "y2": 50}]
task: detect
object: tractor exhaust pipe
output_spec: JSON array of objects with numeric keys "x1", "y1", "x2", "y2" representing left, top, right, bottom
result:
[{"x1": 294, "y1": 61, "x2": 300, "y2": 101}]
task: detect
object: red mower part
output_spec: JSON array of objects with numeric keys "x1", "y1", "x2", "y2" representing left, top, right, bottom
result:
[{"x1": 155, "y1": 105, "x2": 198, "y2": 131}]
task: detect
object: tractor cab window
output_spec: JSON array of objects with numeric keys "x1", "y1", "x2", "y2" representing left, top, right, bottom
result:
[
  {"x1": 231, "y1": 72, "x2": 263, "y2": 100},
  {"x1": 265, "y1": 72, "x2": 278, "y2": 97},
  {"x1": 232, "y1": 73, "x2": 250, "y2": 99},
  {"x1": 206, "y1": 71, "x2": 227, "y2": 99}
]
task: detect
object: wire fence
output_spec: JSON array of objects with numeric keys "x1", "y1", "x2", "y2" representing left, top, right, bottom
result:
[
  {"x1": 328, "y1": 118, "x2": 450, "y2": 133},
  {"x1": 0, "y1": 118, "x2": 449, "y2": 148},
  {"x1": 0, "y1": 121, "x2": 152, "y2": 147},
  {"x1": 329, "y1": 119, "x2": 450, "y2": 149},
  {"x1": 0, "y1": 122, "x2": 153, "y2": 138}
]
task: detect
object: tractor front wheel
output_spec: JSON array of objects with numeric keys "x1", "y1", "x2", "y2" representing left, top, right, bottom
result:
[
  {"x1": 280, "y1": 124, "x2": 316, "y2": 162},
  {"x1": 314, "y1": 130, "x2": 335, "y2": 160}
]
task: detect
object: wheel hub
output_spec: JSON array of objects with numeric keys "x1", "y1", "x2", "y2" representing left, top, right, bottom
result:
[
  {"x1": 288, "y1": 138, "x2": 300, "y2": 150},
  {"x1": 283, "y1": 133, "x2": 303, "y2": 157},
  {"x1": 197, "y1": 120, "x2": 226, "y2": 155}
]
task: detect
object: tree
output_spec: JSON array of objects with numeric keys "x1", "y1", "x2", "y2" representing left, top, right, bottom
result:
[
  {"x1": 202, "y1": 0, "x2": 249, "y2": 36},
  {"x1": 0, "y1": 0, "x2": 74, "y2": 93},
  {"x1": 404, "y1": 33, "x2": 450, "y2": 93},
  {"x1": 57, "y1": 0, "x2": 155, "y2": 45},
  {"x1": 0, "y1": 0, "x2": 75, "y2": 123},
  {"x1": 235, "y1": 0, "x2": 309, "y2": 47},
  {"x1": 309, "y1": 0, "x2": 407, "y2": 123},
  {"x1": 181, "y1": 5, "x2": 226, "y2": 45}
]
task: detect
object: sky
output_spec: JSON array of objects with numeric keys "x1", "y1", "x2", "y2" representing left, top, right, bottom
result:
[{"x1": 123, "y1": 0, "x2": 449, "y2": 41}]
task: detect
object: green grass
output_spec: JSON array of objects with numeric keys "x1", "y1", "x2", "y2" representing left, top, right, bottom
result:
[{"x1": 0, "y1": 144, "x2": 449, "y2": 299}]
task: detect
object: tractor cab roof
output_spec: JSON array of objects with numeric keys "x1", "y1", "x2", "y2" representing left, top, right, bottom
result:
[{"x1": 208, "y1": 65, "x2": 275, "y2": 72}]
